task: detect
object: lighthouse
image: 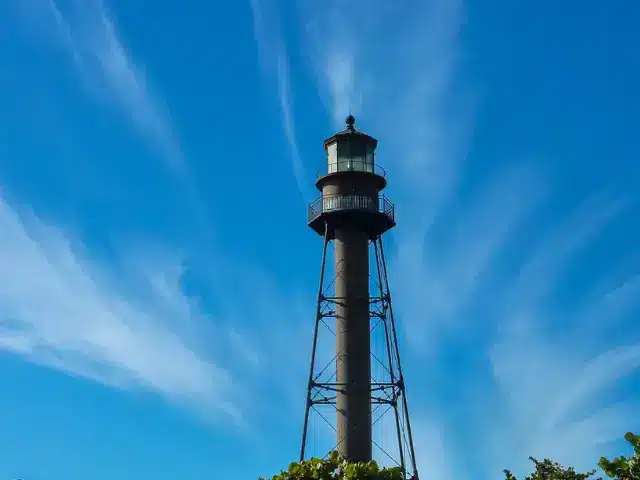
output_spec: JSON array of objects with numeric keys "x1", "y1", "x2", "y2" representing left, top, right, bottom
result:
[{"x1": 300, "y1": 116, "x2": 418, "y2": 479}]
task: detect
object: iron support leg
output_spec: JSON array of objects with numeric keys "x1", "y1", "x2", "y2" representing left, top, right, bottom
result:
[
  {"x1": 374, "y1": 237, "x2": 406, "y2": 476},
  {"x1": 378, "y1": 236, "x2": 418, "y2": 478},
  {"x1": 300, "y1": 222, "x2": 330, "y2": 462}
]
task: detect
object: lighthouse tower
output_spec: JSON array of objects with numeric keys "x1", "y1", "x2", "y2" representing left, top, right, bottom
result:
[{"x1": 300, "y1": 116, "x2": 418, "y2": 479}]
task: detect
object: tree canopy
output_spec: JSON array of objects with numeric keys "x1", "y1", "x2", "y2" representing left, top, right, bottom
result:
[
  {"x1": 504, "y1": 457, "x2": 598, "y2": 480},
  {"x1": 258, "y1": 451, "x2": 404, "y2": 480},
  {"x1": 262, "y1": 432, "x2": 639, "y2": 480},
  {"x1": 598, "y1": 432, "x2": 640, "y2": 480},
  {"x1": 504, "y1": 432, "x2": 639, "y2": 480}
]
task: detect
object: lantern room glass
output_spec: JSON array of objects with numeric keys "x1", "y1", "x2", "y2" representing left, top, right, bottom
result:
[
  {"x1": 349, "y1": 141, "x2": 366, "y2": 172},
  {"x1": 326, "y1": 137, "x2": 376, "y2": 174},
  {"x1": 337, "y1": 141, "x2": 351, "y2": 171},
  {"x1": 327, "y1": 142, "x2": 338, "y2": 173},
  {"x1": 365, "y1": 144, "x2": 374, "y2": 173}
]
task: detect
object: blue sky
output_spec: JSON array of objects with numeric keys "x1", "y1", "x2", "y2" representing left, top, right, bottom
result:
[{"x1": 0, "y1": 0, "x2": 638, "y2": 479}]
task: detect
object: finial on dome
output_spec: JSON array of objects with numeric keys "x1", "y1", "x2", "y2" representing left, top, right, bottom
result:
[{"x1": 346, "y1": 114, "x2": 356, "y2": 131}]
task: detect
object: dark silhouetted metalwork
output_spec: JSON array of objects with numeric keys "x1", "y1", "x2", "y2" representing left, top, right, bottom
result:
[{"x1": 300, "y1": 117, "x2": 418, "y2": 479}]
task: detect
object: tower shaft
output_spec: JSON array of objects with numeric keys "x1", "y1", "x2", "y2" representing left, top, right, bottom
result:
[{"x1": 334, "y1": 227, "x2": 372, "y2": 461}]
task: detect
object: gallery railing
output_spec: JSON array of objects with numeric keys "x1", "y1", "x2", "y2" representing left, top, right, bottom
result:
[{"x1": 307, "y1": 194, "x2": 395, "y2": 224}]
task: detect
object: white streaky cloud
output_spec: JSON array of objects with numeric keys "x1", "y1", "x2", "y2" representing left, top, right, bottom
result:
[
  {"x1": 324, "y1": 48, "x2": 361, "y2": 127},
  {"x1": 506, "y1": 192, "x2": 631, "y2": 316},
  {"x1": 485, "y1": 194, "x2": 640, "y2": 478},
  {"x1": 589, "y1": 273, "x2": 640, "y2": 334},
  {"x1": 557, "y1": 271, "x2": 640, "y2": 353},
  {"x1": 393, "y1": 161, "x2": 547, "y2": 350},
  {"x1": 228, "y1": 326, "x2": 260, "y2": 369},
  {"x1": 301, "y1": 0, "x2": 362, "y2": 127},
  {"x1": 299, "y1": 0, "x2": 470, "y2": 199},
  {"x1": 33, "y1": 0, "x2": 185, "y2": 171},
  {"x1": 543, "y1": 345, "x2": 640, "y2": 434},
  {"x1": 10, "y1": 0, "x2": 210, "y2": 226},
  {"x1": 0, "y1": 196, "x2": 240, "y2": 423},
  {"x1": 375, "y1": 181, "x2": 638, "y2": 479},
  {"x1": 490, "y1": 333, "x2": 640, "y2": 477},
  {"x1": 276, "y1": 49, "x2": 306, "y2": 194},
  {"x1": 249, "y1": 0, "x2": 308, "y2": 197},
  {"x1": 202, "y1": 255, "x2": 314, "y2": 414}
]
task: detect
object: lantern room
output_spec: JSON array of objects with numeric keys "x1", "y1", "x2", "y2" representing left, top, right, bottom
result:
[{"x1": 324, "y1": 115, "x2": 377, "y2": 174}]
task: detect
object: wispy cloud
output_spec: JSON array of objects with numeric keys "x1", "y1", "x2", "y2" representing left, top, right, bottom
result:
[
  {"x1": 203, "y1": 256, "x2": 313, "y2": 411},
  {"x1": 392, "y1": 174, "x2": 638, "y2": 479},
  {"x1": 488, "y1": 324, "x2": 640, "y2": 477},
  {"x1": 9, "y1": 0, "x2": 210, "y2": 227},
  {"x1": 300, "y1": 0, "x2": 362, "y2": 128},
  {"x1": 299, "y1": 0, "x2": 471, "y2": 198},
  {"x1": 23, "y1": 0, "x2": 184, "y2": 169},
  {"x1": 506, "y1": 193, "x2": 631, "y2": 315},
  {"x1": 484, "y1": 193, "x2": 640, "y2": 476},
  {"x1": 390, "y1": 180, "x2": 639, "y2": 478},
  {"x1": 0, "y1": 196, "x2": 239, "y2": 423},
  {"x1": 394, "y1": 161, "x2": 547, "y2": 351},
  {"x1": 250, "y1": 0, "x2": 307, "y2": 196}
]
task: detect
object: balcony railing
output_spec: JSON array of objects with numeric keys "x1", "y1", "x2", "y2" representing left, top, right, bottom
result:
[{"x1": 308, "y1": 193, "x2": 395, "y2": 224}]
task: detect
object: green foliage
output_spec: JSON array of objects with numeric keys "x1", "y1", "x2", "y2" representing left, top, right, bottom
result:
[
  {"x1": 263, "y1": 432, "x2": 640, "y2": 480},
  {"x1": 599, "y1": 432, "x2": 640, "y2": 480},
  {"x1": 502, "y1": 433, "x2": 640, "y2": 480},
  {"x1": 504, "y1": 457, "x2": 599, "y2": 480},
  {"x1": 259, "y1": 451, "x2": 404, "y2": 480}
]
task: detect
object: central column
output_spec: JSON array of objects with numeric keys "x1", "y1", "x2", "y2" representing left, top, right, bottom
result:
[{"x1": 334, "y1": 225, "x2": 372, "y2": 462}]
